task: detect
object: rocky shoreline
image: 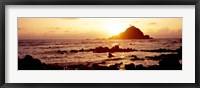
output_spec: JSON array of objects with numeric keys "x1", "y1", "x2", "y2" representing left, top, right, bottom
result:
[
  {"x1": 18, "y1": 46, "x2": 182, "y2": 70},
  {"x1": 56, "y1": 45, "x2": 181, "y2": 54}
]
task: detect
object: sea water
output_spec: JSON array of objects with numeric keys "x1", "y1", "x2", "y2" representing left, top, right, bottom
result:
[{"x1": 18, "y1": 38, "x2": 182, "y2": 67}]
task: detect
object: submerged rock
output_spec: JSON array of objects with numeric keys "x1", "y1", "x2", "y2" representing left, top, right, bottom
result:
[
  {"x1": 108, "y1": 52, "x2": 114, "y2": 57},
  {"x1": 70, "y1": 50, "x2": 78, "y2": 53}
]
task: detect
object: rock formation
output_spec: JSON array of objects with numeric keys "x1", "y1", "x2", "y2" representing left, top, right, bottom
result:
[{"x1": 109, "y1": 25, "x2": 152, "y2": 39}]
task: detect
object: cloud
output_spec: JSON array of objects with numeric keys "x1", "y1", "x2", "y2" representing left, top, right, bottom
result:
[{"x1": 148, "y1": 22, "x2": 157, "y2": 25}]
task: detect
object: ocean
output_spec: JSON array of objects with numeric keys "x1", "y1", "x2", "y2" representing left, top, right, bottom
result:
[{"x1": 18, "y1": 38, "x2": 182, "y2": 68}]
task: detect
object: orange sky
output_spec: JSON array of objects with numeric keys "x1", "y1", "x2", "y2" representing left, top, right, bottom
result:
[{"x1": 18, "y1": 18, "x2": 182, "y2": 39}]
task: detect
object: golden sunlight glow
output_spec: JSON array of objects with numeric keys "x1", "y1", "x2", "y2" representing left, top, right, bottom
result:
[
  {"x1": 104, "y1": 19, "x2": 124, "y2": 35},
  {"x1": 18, "y1": 18, "x2": 182, "y2": 39}
]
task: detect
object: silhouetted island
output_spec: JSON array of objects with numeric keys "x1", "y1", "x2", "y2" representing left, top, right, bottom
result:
[{"x1": 109, "y1": 25, "x2": 153, "y2": 39}]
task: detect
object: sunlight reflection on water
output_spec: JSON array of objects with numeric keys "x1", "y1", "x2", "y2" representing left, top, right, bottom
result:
[{"x1": 18, "y1": 38, "x2": 182, "y2": 66}]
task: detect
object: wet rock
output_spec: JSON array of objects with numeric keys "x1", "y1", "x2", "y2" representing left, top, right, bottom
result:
[
  {"x1": 100, "y1": 61, "x2": 106, "y2": 64},
  {"x1": 140, "y1": 48, "x2": 177, "y2": 52},
  {"x1": 130, "y1": 55, "x2": 145, "y2": 61},
  {"x1": 70, "y1": 50, "x2": 78, "y2": 53},
  {"x1": 43, "y1": 63, "x2": 64, "y2": 70},
  {"x1": 93, "y1": 46, "x2": 109, "y2": 53},
  {"x1": 104, "y1": 58, "x2": 123, "y2": 61},
  {"x1": 108, "y1": 52, "x2": 114, "y2": 57},
  {"x1": 110, "y1": 45, "x2": 120, "y2": 51},
  {"x1": 176, "y1": 46, "x2": 182, "y2": 56},
  {"x1": 18, "y1": 55, "x2": 63, "y2": 70},
  {"x1": 135, "y1": 64, "x2": 146, "y2": 70},
  {"x1": 147, "y1": 65, "x2": 160, "y2": 70},
  {"x1": 159, "y1": 58, "x2": 182, "y2": 70},
  {"x1": 18, "y1": 55, "x2": 43, "y2": 70},
  {"x1": 109, "y1": 65, "x2": 119, "y2": 70},
  {"x1": 125, "y1": 63, "x2": 135, "y2": 70},
  {"x1": 115, "y1": 62, "x2": 123, "y2": 66},
  {"x1": 79, "y1": 48, "x2": 84, "y2": 52},
  {"x1": 131, "y1": 55, "x2": 137, "y2": 58},
  {"x1": 93, "y1": 45, "x2": 137, "y2": 53}
]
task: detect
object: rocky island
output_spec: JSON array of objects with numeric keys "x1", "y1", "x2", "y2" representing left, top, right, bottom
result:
[{"x1": 109, "y1": 25, "x2": 153, "y2": 39}]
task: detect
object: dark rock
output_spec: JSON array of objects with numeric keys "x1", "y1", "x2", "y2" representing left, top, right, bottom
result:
[
  {"x1": 135, "y1": 64, "x2": 146, "y2": 70},
  {"x1": 108, "y1": 52, "x2": 114, "y2": 57},
  {"x1": 43, "y1": 63, "x2": 64, "y2": 70},
  {"x1": 109, "y1": 25, "x2": 153, "y2": 39},
  {"x1": 18, "y1": 55, "x2": 43, "y2": 70},
  {"x1": 110, "y1": 45, "x2": 120, "y2": 51},
  {"x1": 93, "y1": 45, "x2": 136, "y2": 53},
  {"x1": 18, "y1": 55, "x2": 63, "y2": 70},
  {"x1": 67, "y1": 64, "x2": 92, "y2": 70},
  {"x1": 147, "y1": 65, "x2": 160, "y2": 70},
  {"x1": 104, "y1": 58, "x2": 123, "y2": 61},
  {"x1": 176, "y1": 46, "x2": 182, "y2": 56},
  {"x1": 100, "y1": 61, "x2": 106, "y2": 64},
  {"x1": 159, "y1": 58, "x2": 182, "y2": 70},
  {"x1": 130, "y1": 58, "x2": 145, "y2": 61},
  {"x1": 130, "y1": 55, "x2": 145, "y2": 61},
  {"x1": 57, "y1": 50, "x2": 68, "y2": 54},
  {"x1": 125, "y1": 63, "x2": 135, "y2": 70},
  {"x1": 79, "y1": 48, "x2": 84, "y2": 52},
  {"x1": 140, "y1": 48, "x2": 177, "y2": 52},
  {"x1": 131, "y1": 55, "x2": 137, "y2": 58},
  {"x1": 70, "y1": 50, "x2": 78, "y2": 53},
  {"x1": 93, "y1": 46, "x2": 109, "y2": 53}
]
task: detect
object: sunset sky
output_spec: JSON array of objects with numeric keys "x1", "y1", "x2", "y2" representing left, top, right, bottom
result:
[{"x1": 18, "y1": 18, "x2": 182, "y2": 39}]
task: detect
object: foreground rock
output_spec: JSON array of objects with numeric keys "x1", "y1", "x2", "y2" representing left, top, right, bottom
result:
[
  {"x1": 66, "y1": 53, "x2": 182, "y2": 70},
  {"x1": 159, "y1": 57, "x2": 181, "y2": 70},
  {"x1": 19, "y1": 52, "x2": 182, "y2": 70},
  {"x1": 18, "y1": 55, "x2": 63, "y2": 70},
  {"x1": 109, "y1": 25, "x2": 152, "y2": 39}
]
